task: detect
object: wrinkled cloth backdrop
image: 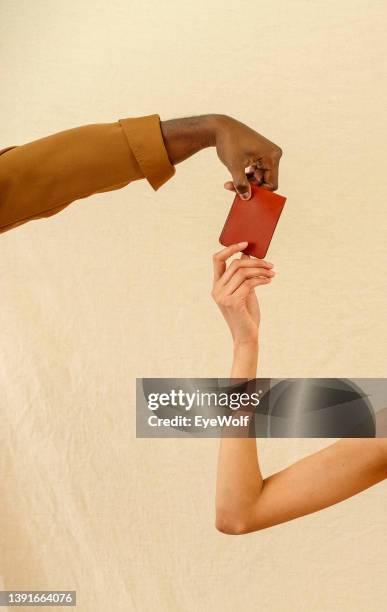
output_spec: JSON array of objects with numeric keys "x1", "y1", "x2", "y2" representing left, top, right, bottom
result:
[{"x1": 1, "y1": 1, "x2": 386, "y2": 611}]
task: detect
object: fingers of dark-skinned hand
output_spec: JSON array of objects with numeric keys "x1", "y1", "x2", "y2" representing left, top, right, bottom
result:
[
  {"x1": 230, "y1": 167, "x2": 252, "y2": 200},
  {"x1": 262, "y1": 166, "x2": 278, "y2": 191},
  {"x1": 223, "y1": 165, "x2": 269, "y2": 194},
  {"x1": 216, "y1": 116, "x2": 283, "y2": 194},
  {"x1": 245, "y1": 163, "x2": 264, "y2": 186},
  {"x1": 223, "y1": 174, "x2": 257, "y2": 194},
  {"x1": 223, "y1": 149, "x2": 282, "y2": 193},
  {"x1": 252, "y1": 168, "x2": 264, "y2": 186},
  {"x1": 212, "y1": 242, "x2": 248, "y2": 281},
  {"x1": 261, "y1": 149, "x2": 282, "y2": 191},
  {"x1": 224, "y1": 180, "x2": 237, "y2": 192}
]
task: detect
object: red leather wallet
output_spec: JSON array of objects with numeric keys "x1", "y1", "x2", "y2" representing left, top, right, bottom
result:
[{"x1": 219, "y1": 184, "x2": 287, "y2": 259}]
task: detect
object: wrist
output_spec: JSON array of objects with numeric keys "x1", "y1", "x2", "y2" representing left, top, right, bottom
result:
[
  {"x1": 160, "y1": 114, "x2": 226, "y2": 164},
  {"x1": 233, "y1": 339, "x2": 259, "y2": 352},
  {"x1": 232, "y1": 327, "x2": 259, "y2": 350},
  {"x1": 203, "y1": 114, "x2": 230, "y2": 147}
]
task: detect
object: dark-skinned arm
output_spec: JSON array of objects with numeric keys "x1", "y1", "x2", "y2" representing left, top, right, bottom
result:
[{"x1": 0, "y1": 113, "x2": 282, "y2": 233}]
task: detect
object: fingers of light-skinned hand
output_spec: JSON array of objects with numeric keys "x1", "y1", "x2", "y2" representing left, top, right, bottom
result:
[
  {"x1": 212, "y1": 242, "x2": 248, "y2": 281},
  {"x1": 220, "y1": 266, "x2": 275, "y2": 295},
  {"x1": 217, "y1": 276, "x2": 272, "y2": 307},
  {"x1": 214, "y1": 276, "x2": 271, "y2": 307},
  {"x1": 218, "y1": 257, "x2": 274, "y2": 286},
  {"x1": 233, "y1": 277, "x2": 272, "y2": 299}
]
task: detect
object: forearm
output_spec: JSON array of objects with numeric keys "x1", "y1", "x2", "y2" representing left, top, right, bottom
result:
[
  {"x1": 230, "y1": 340, "x2": 259, "y2": 379},
  {"x1": 160, "y1": 114, "x2": 222, "y2": 164},
  {"x1": 216, "y1": 340, "x2": 263, "y2": 534}
]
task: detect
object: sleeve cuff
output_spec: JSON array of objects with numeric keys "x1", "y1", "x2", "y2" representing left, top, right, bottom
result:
[
  {"x1": 118, "y1": 114, "x2": 175, "y2": 190},
  {"x1": 0, "y1": 146, "x2": 17, "y2": 156}
]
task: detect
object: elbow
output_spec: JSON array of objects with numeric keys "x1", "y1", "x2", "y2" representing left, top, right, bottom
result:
[{"x1": 215, "y1": 509, "x2": 255, "y2": 536}]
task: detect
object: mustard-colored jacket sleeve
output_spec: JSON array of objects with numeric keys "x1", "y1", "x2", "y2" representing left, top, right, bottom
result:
[{"x1": 0, "y1": 114, "x2": 175, "y2": 234}]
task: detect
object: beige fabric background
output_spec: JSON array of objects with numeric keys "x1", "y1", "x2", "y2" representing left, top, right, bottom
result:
[{"x1": 1, "y1": 1, "x2": 386, "y2": 611}]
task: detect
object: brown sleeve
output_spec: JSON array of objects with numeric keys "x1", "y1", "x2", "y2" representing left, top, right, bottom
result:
[{"x1": 0, "y1": 113, "x2": 175, "y2": 234}]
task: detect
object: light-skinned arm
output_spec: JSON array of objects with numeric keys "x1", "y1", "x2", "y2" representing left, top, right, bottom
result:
[{"x1": 212, "y1": 243, "x2": 387, "y2": 535}]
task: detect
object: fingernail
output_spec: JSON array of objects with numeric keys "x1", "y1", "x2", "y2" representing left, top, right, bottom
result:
[
  {"x1": 238, "y1": 241, "x2": 248, "y2": 248},
  {"x1": 240, "y1": 192, "x2": 250, "y2": 200}
]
